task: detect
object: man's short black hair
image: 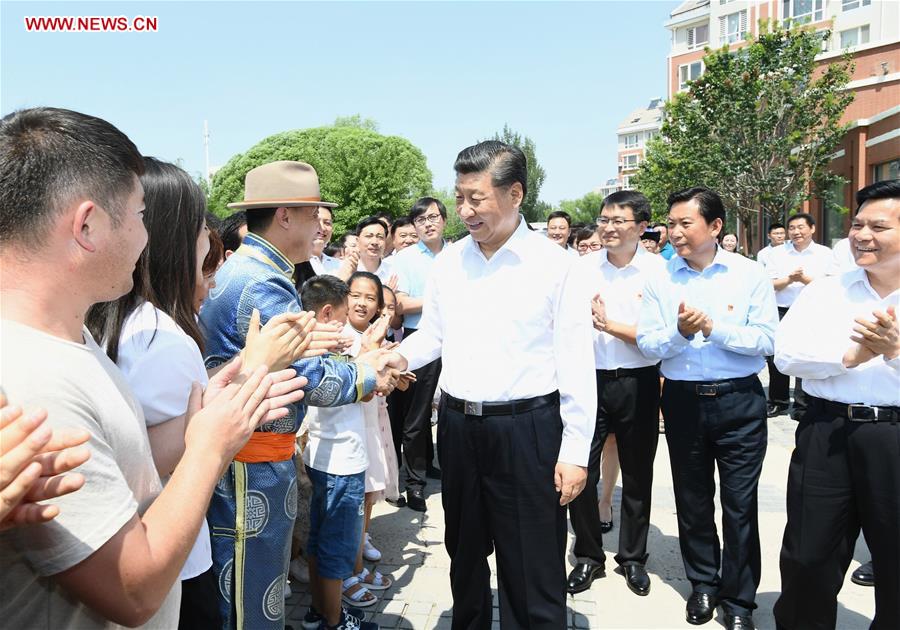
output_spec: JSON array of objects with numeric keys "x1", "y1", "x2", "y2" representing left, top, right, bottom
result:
[
  {"x1": 245, "y1": 208, "x2": 277, "y2": 234},
  {"x1": 602, "y1": 190, "x2": 652, "y2": 224},
  {"x1": 391, "y1": 216, "x2": 414, "y2": 235},
  {"x1": 547, "y1": 210, "x2": 572, "y2": 226},
  {"x1": 338, "y1": 232, "x2": 357, "y2": 246},
  {"x1": 667, "y1": 187, "x2": 726, "y2": 225},
  {"x1": 857, "y1": 179, "x2": 900, "y2": 209},
  {"x1": 357, "y1": 215, "x2": 388, "y2": 236},
  {"x1": 787, "y1": 212, "x2": 815, "y2": 228},
  {"x1": 768, "y1": 222, "x2": 785, "y2": 232},
  {"x1": 0, "y1": 107, "x2": 144, "y2": 248},
  {"x1": 300, "y1": 274, "x2": 350, "y2": 315},
  {"x1": 409, "y1": 196, "x2": 447, "y2": 222},
  {"x1": 574, "y1": 226, "x2": 598, "y2": 244},
  {"x1": 221, "y1": 210, "x2": 248, "y2": 252},
  {"x1": 454, "y1": 140, "x2": 528, "y2": 200}
]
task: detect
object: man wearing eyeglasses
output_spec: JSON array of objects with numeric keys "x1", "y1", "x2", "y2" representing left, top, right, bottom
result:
[
  {"x1": 566, "y1": 190, "x2": 667, "y2": 598},
  {"x1": 390, "y1": 197, "x2": 449, "y2": 511}
]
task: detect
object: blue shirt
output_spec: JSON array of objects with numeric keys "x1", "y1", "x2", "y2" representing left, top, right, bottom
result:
[
  {"x1": 659, "y1": 241, "x2": 675, "y2": 260},
  {"x1": 200, "y1": 232, "x2": 375, "y2": 433},
  {"x1": 392, "y1": 240, "x2": 446, "y2": 330},
  {"x1": 636, "y1": 247, "x2": 778, "y2": 381}
]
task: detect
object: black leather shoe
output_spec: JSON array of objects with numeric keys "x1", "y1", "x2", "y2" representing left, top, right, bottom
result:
[
  {"x1": 406, "y1": 488, "x2": 427, "y2": 512},
  {"x1": 851, "y1": 560, "x2": 875, "y2": 586},
  {"x1": 724, "y1": 613, "x2": 755, "y2": 630},
  {"x1": 385, "y1": 495, "x2": 406, "y2": 508},
  {"x1": 623, "y1": 564, "x2": 650, "y2": 596},
  {"x1": 685, "y1": 591, "x2": 717, "y2": 625},
  {"x1": 599, "y1": 518, "x2": 613, "y2": 534},
  {"x1": 767, "y1": 403, "x2": 788, "y2": 418},
  {"x1": 426, "y1": 465, "x2": 442, "y2": 480},
  {"x1": 566, "y1": 563, "x2": 605, "y2": 594}
]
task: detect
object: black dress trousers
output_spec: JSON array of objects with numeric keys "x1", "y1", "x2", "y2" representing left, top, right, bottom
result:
[
  {"x1": 568, "y1": 366, "x2": 660, "y2": 567},
  {"x1": 774, "y1": 398, "x2": 900, "y2": 630},
  {"x1": 438, "y1": 394, "x2": 567, "y2": 630},
  {"x1": 662, "y1": 376, "x2": 767, "y2": 617}
]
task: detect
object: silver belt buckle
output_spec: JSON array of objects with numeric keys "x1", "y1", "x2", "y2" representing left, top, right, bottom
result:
[
  {"x1": 464, "y1": 400, "x2": 483, "y2": 416},
  {"x1": 847, "y1": 404, "x2": 877, "y2": 422}
]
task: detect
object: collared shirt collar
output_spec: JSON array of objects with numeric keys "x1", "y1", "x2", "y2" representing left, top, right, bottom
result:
[
  {"x1": 598, "y1": 242, "x2": 647, "y2": 270},
  {"x1": 416, "y1": 239, "x2": 447, "y2": 258},
  {"x1": 465, "y1": 214, "x2": 530, "y2": 262},
  {"x1": 242, "y1": 232, "x2": 295, "y2": 279},
  {"x1": 671, "y1": 244, "x2": 732, "y2": 274}
]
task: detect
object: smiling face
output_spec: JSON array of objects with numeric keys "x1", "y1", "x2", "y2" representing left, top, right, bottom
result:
[
  {"x1": 393, "y1": 224, "x2": 419, "y2": 252},
  {"x1": 787, "y1": 216, "x2": 815, "y2": 250},
  {"x1": 849, "y1": 197, "x2": 900, "y2": 274},
  {"x1": 312, "y1": 207, "x2": 334, "y2": 257},
  {"x1": 577, "y1": 231, "x2": 603, "y2": 255},
  {"x1": 722, "y1": 234, "x2": 738, "y2": 252},
  {"x1": 455, "y1": 171, "x2": 522, "y2": 255},
  {"x1": 547, "y1": 217, "x2": 571, "y2": 248},
  {"x1": 599, "y1": 203, "x2": 645, "y2": 254},
  {"x1": 347, "y1": 276, "x2": 381, "y2": 331}
]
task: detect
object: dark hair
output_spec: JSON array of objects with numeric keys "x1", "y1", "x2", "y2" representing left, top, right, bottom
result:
[
  {"x1": 652, "y1": 222, "x2": 668, "y2": 231},
  {"x1": 454, "y1": 140, "x2": 527, "y2": 200},
  {"x1": 787, "y1": 212, "x2": 815, "y2": 228},
  {"x1": 356, "y1": 216, "x2": 388, "y2": 236},
  {"x1": 857, "y1": 179, "x2": 900, "y2": 208},
  {"x1": 391, "y1": 216, "x2": 414, "y2": 235},
  {"x1": 547, "y1": 210, "x2": 572, "y2": 226},
  {"x1": 574, "y1": 226, "x2": 598, "y2": 244},
  {"x1": 667, "y1": 187, "x2": 726, "y2": 225},
  {"x1": 245, "y1": 207, "x2": 277, "y2": 234},
  {"x1": 602, "y1": 190, "x2": 652, "y2": 224},
  {"x1": 86, "y1": 157, "x2": 206, "y2": 363},
  {"x1": 641, "y1": 230, "x2": 661, "y2": 243},
  {"x1": 348, "y1": 271, "x2": 385, "y2": 323},
  {"x1": 220, "y1": 210, "x2": 247, "y2": 253},
  {"x1": 300, "y1": 274, "x2": 350, "y2": 315},
  {"x1": 205, "y1": 211, "x2": 222, "y2": 233},
  {"x1": 293, "y1": 261, "x2": 317, "y2": 293},
  {"x1": 0, "y1": 107, "x2": 144, "y2": 248},
  {"x1": 338, "y1": 232, "x2": 357, "y2": 247},
  {"x1": 324, "y1": 243, "x2": 343, "y2": 257},
  {"x1": 768, "y1": 222, "x2": 785, "y2": 232},
  {"x1": 204, "y1": 227, "x2": 224, "y2": 278},
  {"x1": 409, "y1": 196, "x2": 447, "y2": 222}
]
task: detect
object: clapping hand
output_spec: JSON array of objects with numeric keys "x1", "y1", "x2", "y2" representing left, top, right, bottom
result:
[
  {"x1": 204, "y1": 357, "x2": 306, "y2": 424},
  {"x1": 0, "y1": 394, "x2": 91, "y2": 530},
  {"x1": 849, "y1": 305, "x2": 900, "y2": 362},
  {"x1": 677, "y1": 302, "x2": 712, "y2": 338},
  {"x1": 361, "y1": 314, "x2": 390, "y2": 352},
  {"x1": 242, "y1": 309, "x2": 317, "y2": 372},
  {"x1": 591, "y1": 294, "x2": 607, "y2": 332},
  {"x1": 336, "y1": 249, "x2": 360, "y2": 282}
]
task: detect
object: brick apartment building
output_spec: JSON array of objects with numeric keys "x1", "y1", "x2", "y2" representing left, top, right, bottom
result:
[{"x1": 664, "y1": 0, "x2": 899, "y2": 250}]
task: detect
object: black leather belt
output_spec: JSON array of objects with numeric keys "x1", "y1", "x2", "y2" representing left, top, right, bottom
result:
[
  {"x1": 596, "y1": 365, "x2": 659, "y2": 379},
  {"x1": 668, "y1": 374, "x2": 758, "y2": 397},
  {"x1": 443, "y1": 391, "x2": 560, "y2": 417},
  {"x1": 809, "y1": 396, "x2": 900, "y2": 423}
]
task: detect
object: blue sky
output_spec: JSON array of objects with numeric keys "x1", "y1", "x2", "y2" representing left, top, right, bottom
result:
[{"x1": 2, "y1": 1, "x2": 673, "y2": 205}]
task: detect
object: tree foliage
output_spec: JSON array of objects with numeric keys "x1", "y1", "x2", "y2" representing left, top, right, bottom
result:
[
  {"x1": 633, "y1": 23, "x2": 854, "y2": 242},
  {"x1": 558, "y1": 192, "x2": 605, "y2": 225},
  {"x1": 208, "y1": 122, "x2": 432, "y2": 238},
  {"x1": 487, "y1": 124, "x2": 548, "y2": 222}
]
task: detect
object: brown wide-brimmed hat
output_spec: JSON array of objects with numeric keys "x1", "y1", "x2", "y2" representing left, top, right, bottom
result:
[{"x1": 227, "y1": 160, "x2": 337, "y2": 210}]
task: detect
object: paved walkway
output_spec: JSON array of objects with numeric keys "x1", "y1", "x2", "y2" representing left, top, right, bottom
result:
[{"x1": 286, "y1": 377, "x2": 876, "y2": 629}]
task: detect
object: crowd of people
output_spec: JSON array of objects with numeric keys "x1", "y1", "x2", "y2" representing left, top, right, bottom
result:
[{"x1": 0, "y1": 106, "x2": 898, "y2": 630}]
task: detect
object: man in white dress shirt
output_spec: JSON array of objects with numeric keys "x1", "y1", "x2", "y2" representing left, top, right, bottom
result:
[
  {"x1": 637, "y1": 187, "x2": 778, "y2": 630},
  {"x1": 566, "y1": 190, "x2": 666, "y2": 598},
  {"x1": 773, "y1": 180, "x2": 900, "y2": 630},
  {"x1": 387, "y1": 141, "x2": 597, "y2": 630},
  {"x1": 754, "y1": 222, "x2": 785, "y2": 268},
  {"x1": 765, "y1": 213, "x2": 834, "y2": 418}
]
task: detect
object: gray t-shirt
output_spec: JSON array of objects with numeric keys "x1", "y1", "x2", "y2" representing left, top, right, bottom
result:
[{"x1": 0, "y1": 320, "x2": 180, "y2": 629}]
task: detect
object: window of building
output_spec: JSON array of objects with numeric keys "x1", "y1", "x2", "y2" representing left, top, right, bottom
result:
[
  {"x1": 623, "y1": 175, "x2": 633, "y2": 189},
  {"x1": 842, "y1": 0, "x2": 871, "y2": 11},
  {"x1": 622, "y1": 154, "x2": 640, "y2": 170},
  {"x1": 679, "y1": 61, "x2": 704, "y2": 90},
  {"x1": 822, "y1": 180, "x2": 848, "y2": 246},
  {"x1": 687, "y1": 23, "x2": 710, "y2": 49},
  {"x1": 624, "y1": 133, "x2": 639, "y2": 149},
  {"x1": 839, "y1": 25, "x2": 870, "y2": 49},
  {"x1": 719, "y1": 10, "x2": 748, "y2": 44},
  {"x1": 783, "y1": 0, "x2": 824, "y2": 25},
  {"x1": 816, "y1": 29, "x2": 831, "y2": 52},
  {"x1": 873, "y1": 159, "x2": 900, "y2": 182}
]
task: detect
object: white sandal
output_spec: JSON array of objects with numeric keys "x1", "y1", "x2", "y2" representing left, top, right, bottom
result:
[
  {"x1": 341, "y1": 576, "x2": 378, "y2": 608},
  {"x1": 356, "y1": 566, "x2": 392, "y2": 591}
]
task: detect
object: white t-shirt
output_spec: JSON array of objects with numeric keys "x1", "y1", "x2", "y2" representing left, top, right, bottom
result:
[
  {"x1": 301, "y1": 325, "x2": 368, "y2": 475},
  {"x1": 0, "y1": 320, "x2": 180, "y2": 630},
  {"x1": 116, "y1": 301, "x2": 212, "y2": 580}
]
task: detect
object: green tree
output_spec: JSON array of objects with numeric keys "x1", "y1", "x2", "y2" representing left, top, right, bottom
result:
[
  {"x1": 333, "y1": 114, "x2": 379, "y2": 132},
  {"x1": 487, "y1": 124, "x2": 547, "y2": 222},
  {"x1": 208, "y1": 125, "x2": 432, "y2": 238},
  {"x1": 634, "y1": 23, "x2": 853, "y2": 245},
  {"x1": 558, "y1": 192, "x2": 605, "y2": 225}
]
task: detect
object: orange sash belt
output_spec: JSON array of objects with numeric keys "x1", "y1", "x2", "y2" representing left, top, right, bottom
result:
[{"x1": 234, "y1": 432, "x2": 296, "y2": 463}]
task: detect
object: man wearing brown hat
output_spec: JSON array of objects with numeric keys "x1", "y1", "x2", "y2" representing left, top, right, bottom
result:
[{"x1": 200, "y1": 161, "x2": 400, "y2": 630}]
